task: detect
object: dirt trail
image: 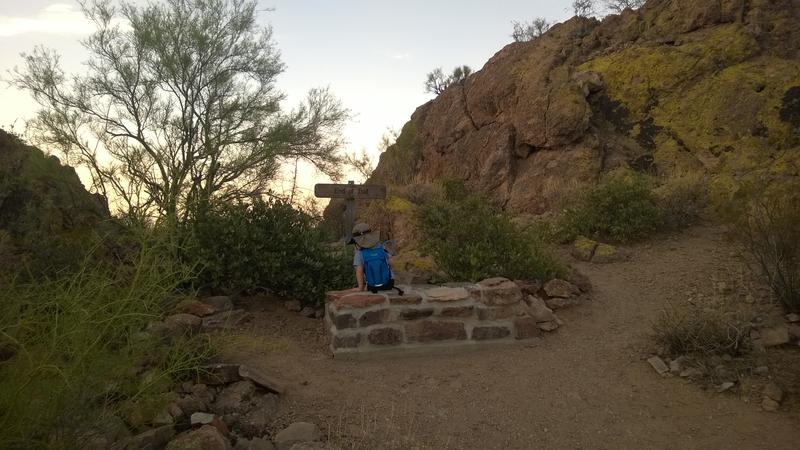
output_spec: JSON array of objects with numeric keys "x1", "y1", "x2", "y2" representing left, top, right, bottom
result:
[{"x1": 224, "y1": 226, "x2": 800, "y2": 449}]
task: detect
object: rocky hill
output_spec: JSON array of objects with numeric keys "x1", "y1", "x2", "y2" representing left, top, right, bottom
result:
[
  {"x1": 0, "y1": 129, "x2": 113, "y2": 275},
  {"x1": 369, "y1": 0, "x2": 800, "y2": 214}
]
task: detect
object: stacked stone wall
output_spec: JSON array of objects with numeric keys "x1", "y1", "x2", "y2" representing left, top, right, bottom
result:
[{"x1": 325, "y1": 277, "x2": 582, "y2": 356}]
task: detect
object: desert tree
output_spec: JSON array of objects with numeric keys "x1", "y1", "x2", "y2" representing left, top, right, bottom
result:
[
  {"x1": 12, "y1": 0, "x2": 349, "y2": 228},
  {"x1": 572, "y1": 0, "x2": 596, "y2": 17},
  {"x1": 603, "y1": 0, "x2": 646, "y2": 14},
  {"x1": 511, "y1": 18, "x2": 552, "y2": 42},
  {"x1": 424, "y1": 65, "x2": 473, "y2": 95}
]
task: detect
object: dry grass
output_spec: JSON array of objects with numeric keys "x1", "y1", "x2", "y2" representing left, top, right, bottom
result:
[{"x1": 324, "y1": 400, "x2": 454, "y2": 450}]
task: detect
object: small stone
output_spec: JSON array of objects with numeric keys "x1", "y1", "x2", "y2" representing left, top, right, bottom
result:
[
  {"x1": 166, "y1": 425, "x2": 231, "y2": 450},
  {"x1": 190, "y1": 412, "x2": 216, "y2": 426},
  {"x1": 754, "y1": 366, "x2": 769, "y2": 375},
  {"x1": 239, "y1": 365, "x2": 286, "y2": 395},
  {"x1": 201, "y1": 310, "x2": 251, "y2": 331},
  {"x1": 762, "y1": 397, "x2": 781, "y2": 412},
  {"x1": 788, "y1": 323, "x2": 800, "y2": 341},
  {"x1": 125, "y1": 425, "x2": 176, "y2": 450},
  {"x1": 513, "y1": 317, "x2": 542, "y2": 339},
  {"x1": 175, "y1": 299, "x2": 219, "y2": 317},
  {"x1": 198, "y1": 363, "x2": 241, "y2": 385},
  {"x1": 238, "y1": 394, "x2": 279, "y2": 438},
  {"x1": 299, "y1": 307, "x2": 315, "y2": 318},
  {"x1": 274, "y1": 422, "x2": 321, "y2": 450},
  {"x1": 313, "y1": 309, "x2": 325, "y2": 319},
  {"x1": 786, "y1": 313, "x2": 800, "y2": 323},
  {"x1": 762, "y1": 382, "x2": 784, "y2": 402},
  {"x1": 479, "y1": 278, "x2": 523, "y2": 306},
  {"x1": 235, "y1": 437, "x2": 275, "y2": 450},
  {"x1": 285, "y1": 300, "x2": 302, "y2": 312},
  {"x1": 758, "y1": 325, "x2": 790, "y2": 347},
  {"x1": 368, "y1": 327, "x2": 403, "y2": 345},
  {"x1": 680, "y1": 367, "x2": 703, "y2": 378},
  {"x1": 168, "y1": 403, "x2": 184, "y2": 420},
  {"x1": 721, "y1": 354, "x2": 733, "y2": 362},
  {"x1": 669, "y1": 359, "x2": 682, "y2": 374},
  {"x1": 716, "y1": 382, "x2": 735, "y2": 393},
  {"x1": 571, "y1": 236, "x2": 597, "y2": 261},
  {"x1": 537, "y1": 321, "x2": 559, "y2": 332},
  {"x1": 176, "y1": 396, "x2": 207, "y2": 416},
  {"x1": 527, "y1": 296, "x2": 555, "y2": 323},
  {"x1": 164, "y1": 313, "x2": 203, "y2": 336},
  {"x1": 212, "y1": 380, "x2": 255, "y2": 415},
  {"x1": 514, "y1": 279, "x2": 543, "y2": 297},
  {"x1": 543, "y1": 279, "x2": 581, "y2": 298},
  {"x1": 153, "y1": 410, "x2": 175, "y2": 426},
  {"x1": 544, "y1": 296, "x2": 582, "y2": 310},
  {"x1": 647, "y1": 356, "x2": 670, "y2": 375},
  {"x1": 201, "y1": 296, "x2": 234, "y2": 312},
  {"x1": 592, "y1": 243, "x2": 623, "y2": 263},
  {"x1": 471, "y1": 326, "x2": 512, "y2": 341}
]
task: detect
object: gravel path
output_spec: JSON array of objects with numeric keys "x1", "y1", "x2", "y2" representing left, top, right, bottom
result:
[{"x1": 224, "y1": 226, "x2": 800, "y2": 449}]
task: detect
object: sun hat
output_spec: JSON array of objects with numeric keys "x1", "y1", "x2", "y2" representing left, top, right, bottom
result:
[{"x1": 348, "y1": 223, "x2": 380, "y2": 248}]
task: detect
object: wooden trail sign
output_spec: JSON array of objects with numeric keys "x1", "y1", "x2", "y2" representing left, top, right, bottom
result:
[
  {"x1": 314, "y1": 183, "x2": 386, "y2": 200},
  {"x1": 314, "y1": 181, "x2": 387, "y2": 241}
]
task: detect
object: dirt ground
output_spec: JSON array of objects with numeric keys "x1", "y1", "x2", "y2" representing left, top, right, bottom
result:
[{"x1": 220, "y1": 226, "x2": 800, "y2": 449}]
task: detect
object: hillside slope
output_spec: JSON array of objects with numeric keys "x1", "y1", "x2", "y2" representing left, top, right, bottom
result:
[{"x1": 370, "y1": 0, "x2": 800, "y2": 214}]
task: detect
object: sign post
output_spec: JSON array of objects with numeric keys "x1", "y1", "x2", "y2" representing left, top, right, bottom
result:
[{"x1": 314, "y1": 181, "x2": 387, "y2": 241}]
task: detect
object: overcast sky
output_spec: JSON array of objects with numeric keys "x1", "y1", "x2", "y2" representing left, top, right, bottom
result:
[{"x1": 0, "y1": 0, "x2": 577, "y2": 197}]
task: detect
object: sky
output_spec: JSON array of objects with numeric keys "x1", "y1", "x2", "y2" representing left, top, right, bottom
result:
[{"x1": 0, "y1": 0, "x2": 577, "y2": 201}]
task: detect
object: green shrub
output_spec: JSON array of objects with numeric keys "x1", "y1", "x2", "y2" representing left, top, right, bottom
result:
[
  {"x1": 0, "y1": 237, "x2": 210, "y2": 448},
  {"x1": 186, "y1": 199, "x2": 352, "y2": 305},
  {"x1": 415, "y1": 181, "x2": 565, "y2": 282},
  {"x1": 559, "y1": 172, "x2": 662, "y2": 242},
  {"x1": 734, "y1": 194, "x2": 800, "y2": 313},
  {"x1": 655, "y1": 173, "x2": 708, "y2": 230}
]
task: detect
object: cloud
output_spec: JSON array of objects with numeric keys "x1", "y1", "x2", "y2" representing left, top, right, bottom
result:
[
  {"x1": 0, "y1": 3, "x2": 94, "y2": 37},
  {"x1": 391, "y1": 52, "x2": 411, "y2": 60}
]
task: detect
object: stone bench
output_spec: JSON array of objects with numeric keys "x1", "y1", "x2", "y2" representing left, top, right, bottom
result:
[{"x1": 325, "y1": 277, "x2": 571, "y2": 357}]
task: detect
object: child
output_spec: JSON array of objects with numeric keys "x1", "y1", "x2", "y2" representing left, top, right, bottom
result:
[{"x1": 348, "y1": 223, "x2": 402, "y2": 295}]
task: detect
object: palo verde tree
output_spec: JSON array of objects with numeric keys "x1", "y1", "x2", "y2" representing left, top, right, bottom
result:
[
  {"x1": 511, "y1": 18, "x2": 551, "y2": 42},
  {"x1": 13, "y1": 0, "x2": 349, "y2": 227},
  {"x1": 603, "y1": 0, "x2": 646, "y2": 14},
  {"x1": 424, "y1": 65, "x2": 473, "y2": 95}
]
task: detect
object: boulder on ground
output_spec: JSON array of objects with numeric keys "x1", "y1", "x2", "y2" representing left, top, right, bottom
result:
[
  {"x1": 527, "y1": 296, "x2": 556, "y2": 323},
  {"x1": 166, "y1": 425, "x2": 232, "y2": 450},
  {"x1": 202, "y1": 296, "x2": 234, "y2": 312},
  {"x1": 543, "y1": 279, "x2": 580, "y2": 299},
  {"x1": 239, "y1": 365, "x2": 286, "y2": 395},
  {"x1": 202, "y1": 310, "x2": 251, "y2": 331},
  {"x1": 191, "y1": 412, "x2": 229, "y2": 436},
  {"x1": 176, "y1": 299, "x2": 219, "y2": 317},
  {"x1": 164, "y1": 314, "x2": 203, "y2": 335},
  {"x1": 274, "y1": 422, "x2": 321, "y2": 450},
  {"x1": 591, "y1": 243, "x2": 623, "y2": 263},
  {"x1": 116, "y1": 425, "x2": 175, "y2": 450},
  {"x1": 212, "y1": 380, "x2": 256, "y2": 415},
  {"x1": 235, "y1": 437, "x2": 275, "y2": 450},
  {"x1": 238, "y1": 394, "x2": 279, "y2": 438},
  {"x1": 757, "y1": 325, "x2": 790, "y2": 347},
  {"x1": 571, "y1": 236, "x2": 598, "y2": 262}
]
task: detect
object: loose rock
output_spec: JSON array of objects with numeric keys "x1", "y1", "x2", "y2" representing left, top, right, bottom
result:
[
  {"x1": 285, "y1": 300, "x2": 302, "y2": 312},
  {"x1": 758, "y1": 325, "x2": 790, "y2": 347},
  {"x1": 202, "y1": 310, "x2": 251, "y2": 331},
  {"x1": 274, "y1": 422, "x2": 322, "y2": 450},
  {"x1": 763, "y1": 382, "x2": 784, "y2": 403},
  {"x1": 527, "y1": 296, "x2": 556, "y2": 323},
  {"x1": 166, "y1": 425, "x2": 232, "y2": 450},
  {"x1": 202, "y1": 296, "x2": 234, "y2": 312},
  {"x1": 164, "y1": 314, "x2": 203, "y2": 335},
  {"x1": 212, "y1": 380, "x2": 256, "y2": 415},
  {"x1": 239, "y1": 365, "x2": 286, "y2": 395},
  {"x1": 543, "y1": 279, "x2": 581, "y2": 299},
  {"x1": 716, "y1": 382, "x2": 735, "y2": 393},
  {"x1": 571, "y1": 236, "x2": 598, "y2": 262},
  {"x1": 176, "y1": 299, "x2": 219, "y2": 317},
  {"x1": 647, "y1": 356, "x2": 670, "y2": 375}
]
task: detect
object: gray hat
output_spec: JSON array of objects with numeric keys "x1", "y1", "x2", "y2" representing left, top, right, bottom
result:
[{"x1": 348, "y1": 223, "x2": 380, "y2": 248}]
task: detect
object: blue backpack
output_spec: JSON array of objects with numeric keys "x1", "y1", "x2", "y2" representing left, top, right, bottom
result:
[{"x1": 360, "y1": 244, "x2": 403, "y2": 295}]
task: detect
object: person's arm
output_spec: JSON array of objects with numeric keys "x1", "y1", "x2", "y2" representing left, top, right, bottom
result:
[{"x1": 356, "y1": 265, "x2": 366, "y2": 291}]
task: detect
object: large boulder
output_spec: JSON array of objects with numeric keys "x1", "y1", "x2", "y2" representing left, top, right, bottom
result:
[
  {"x1": 273, "y1": 422, "x2": 322, "y2": 450},
  {"x1": 166, "y1": 425, "x2": 232, "y2": 450}
]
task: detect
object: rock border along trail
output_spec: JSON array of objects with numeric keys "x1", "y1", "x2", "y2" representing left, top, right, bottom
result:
[{"x1": 224, "y1": 226, "x2": 800, "y2": 449}]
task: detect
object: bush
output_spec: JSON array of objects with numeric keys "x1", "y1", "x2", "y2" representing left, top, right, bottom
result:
[
  {"x1": 652, "y1": 302, "x2": 750, "y2": 357},
  {"x1": 415, "y1": 181, "x2": 565, "y2": 282},
  {"x1": 655, "y1": 173, "x2": 708, "y2": 230},
  {"x1": 186, "y1": 199, "x2": 352, "y2": 305},
  {"x1": 734, "y1": 194, "x2": 800, "y2": 313},
  {"x1": 0, "y1": 237, "x2": 210, "y2": 448},
  {"x1": 559, "y1": 172, "x2": 662, "y2": 242}
]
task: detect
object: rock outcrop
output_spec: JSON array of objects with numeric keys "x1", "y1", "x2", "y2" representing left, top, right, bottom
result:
[{"x1": 368, "y1": 0, "x2": 800, "y2": 214}]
